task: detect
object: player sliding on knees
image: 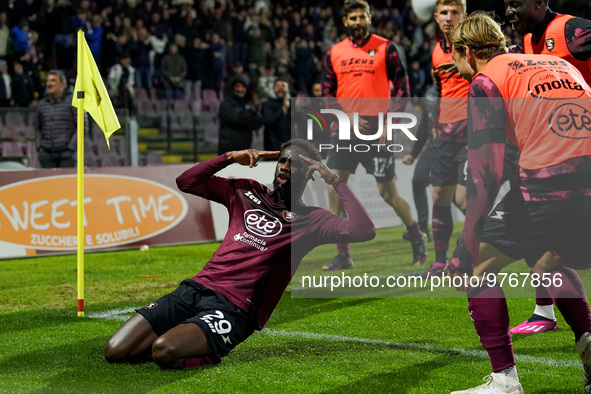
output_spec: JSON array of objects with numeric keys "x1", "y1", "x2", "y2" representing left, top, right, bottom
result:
[{"x1": 104, "y1": 139, "x2": 376, "y2": 369}]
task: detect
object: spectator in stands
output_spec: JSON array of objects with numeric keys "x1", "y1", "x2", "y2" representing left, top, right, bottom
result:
[
  {"x1": 11, "y1": 19, "x2": 30, "y2": 58},
  {"x1": 256, "y1": 61, "x2": 277, "y2": 103},
  {"x1": 11, "y1": 61, "x2": 35, "y2": 107},
  {"x1": 202, "y1": 32, "x2": 226, "y2": 98},
  {"x1": 36, "y1": 70, "x2": 88, "y2": 168},
  {"x1": 246, "y1": 26, "x2": 268, "y2": 76},
  {"x1": 0, "y1": 12, "x2": 10, "y2": 59},
  {"x1": 293, "y1": 81, "x2": 327, "y2": 151},
  {"x1": 182, "y1": 37, "x2": 206, "y2": 101},
  {"x1": 261, "y1": 77, "x2": 291, "y2": 151},
  {"x1": 107, "y1": 52, "x2": 135, "y2": 114},
  {"x1": 130, "y1": 27, "x2": 153, "y2": 97},
  {"x1": 160, "y1": 43, "x2": 187, "y2": 101},
  {"x1": 85, "y1": 14, "x2": 105, "y2": 73},
  {"x1": 408, "y1": 59, "x2": 426, "y2": 98},
  {"x1": 217, "y1": 73, "x2": 263, "y2": 154},
  {"x1": 293, "y1": 40, "x2": 315, "y2": 94},
  {"x1": 0, "y1": 59, "x2": 12, "y2": 107}
]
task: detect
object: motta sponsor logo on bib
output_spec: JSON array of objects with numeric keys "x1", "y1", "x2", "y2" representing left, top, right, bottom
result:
[
  {"x1": 244, "y1": 209, "x2": 283, "y2": 237},
  {"x1": 0, "y1": 175, "x2": 188, "y2": 250},
  {"x1": 528, "y1": 70, "x2": 586, "y2": 99},
  {"x1": 302, "y1": 105, "x2": 417, "y2": 153}
]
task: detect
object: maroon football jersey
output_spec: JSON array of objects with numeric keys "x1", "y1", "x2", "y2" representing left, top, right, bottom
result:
[{"x1": 176, "y1": 155, "x2": 375, "y2": 329}]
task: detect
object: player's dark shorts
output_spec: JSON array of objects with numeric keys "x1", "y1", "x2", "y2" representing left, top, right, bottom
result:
[
  {"x1": 430, "y1": 139, "x2": 467, "y2": 186},
  {"x1": 136, "y1": 279, "x2": 256, "y2": 360},
  {"x1": 482, "y1": 188, "x2": 591, "y2": 269},
  {"x1": 326, "y1": 144, "x2": 396, "y2": 183}
]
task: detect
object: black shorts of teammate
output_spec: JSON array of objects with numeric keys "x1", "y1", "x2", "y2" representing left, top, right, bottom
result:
[
  {"x1": 136, "y1": 279, "x2": 256, "y2": 360},
  {"x1": 482, "y1": 188, "x2": 591, "y2": 269},
  {"x1": 430, "y1": 139, "x2": 467, "y2": 187},
  {"x1": 326, "y1": 146, "x2": 395, "y2": 183}
]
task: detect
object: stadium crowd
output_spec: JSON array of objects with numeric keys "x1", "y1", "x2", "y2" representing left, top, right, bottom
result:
[{"x1": 0, "y1": 0, "x2": 586, "y2": 109}]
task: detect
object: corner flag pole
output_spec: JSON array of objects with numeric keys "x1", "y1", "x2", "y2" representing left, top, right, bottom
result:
[{"x1": 76, "y1": 30, "x2": 85, "y2": 317}]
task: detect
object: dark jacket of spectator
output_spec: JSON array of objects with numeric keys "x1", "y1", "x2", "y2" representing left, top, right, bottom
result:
[
  {"x1": 12, "y1": 70, "x2": 35, "y2": 107},
  {"x1": 160, "y1": 46, "x2": 187, "y2": 89},
  {"x1": 217, "y1": 73, "x2": 263, "y2": 154},
  {"x1": 261, "y1": 93, "x2": 291, "y2": 151},
  {"x1": 36, "y1": 91, "x2": 80, "y2": 152}
]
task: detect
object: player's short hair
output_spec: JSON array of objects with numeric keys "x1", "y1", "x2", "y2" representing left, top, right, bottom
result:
[
  {"x1": 281, "y1": 138, "x2": 322, "y2": 162},
  {"x1": 450, "y1": 12, "x2": 509, "y2": 59},
  {"x1": 344, "y1": 0, "x2": 371, "y2": 17},
  {"x1": 435, "y1": 0, "x2": 466, "y2": 12},
  {"x1": 48, "y1": 69, "x2": 67, "y2": 85}
]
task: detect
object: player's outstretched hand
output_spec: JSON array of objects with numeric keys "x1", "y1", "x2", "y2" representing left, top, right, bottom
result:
[
  {"x1": 435, "y1": 61, "x2": 459, "y2": 81},
  {"x1": 299, "y1": 155, "x2": 339, "y2": 185},
  {"x1": 227, "y1": 149, "x2": 280, "y2": 168}
]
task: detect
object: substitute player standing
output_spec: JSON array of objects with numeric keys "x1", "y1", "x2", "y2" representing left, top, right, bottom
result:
[
  {"x1": 104, "y1": 140, "x2": 376, "y2": 368},
  {"x1": 446, "y1": 13, "x2": 591, "y2": 393},
  {"x1": 505, "y1": 0, "x2": 591, "y2": 335},
  {"x1": 420, "y1": 0, "x2": 470, "y2": 278},
  {"x1": 321, "y1": 0, "x2": 427, "y2": 270}
]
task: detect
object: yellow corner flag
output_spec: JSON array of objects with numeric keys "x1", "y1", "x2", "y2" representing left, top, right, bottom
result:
[{"x1": 72, "y1": 30, "x2": 121, "y2": 148}]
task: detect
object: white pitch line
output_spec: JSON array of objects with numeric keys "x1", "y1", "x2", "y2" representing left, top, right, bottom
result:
[
  {"x1": 90, "y1": 308, "x2": 581, "y2": 369},
  {"x1": 260, "y1": 329, "x2": 581, "y2": 369}
]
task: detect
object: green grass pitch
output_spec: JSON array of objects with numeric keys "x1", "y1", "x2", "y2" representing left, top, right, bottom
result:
[{"x1": 0, "y1": 226, "x2": 588, "y2": 393}]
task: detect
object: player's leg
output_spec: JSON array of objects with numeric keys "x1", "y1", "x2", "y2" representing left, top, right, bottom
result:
[
  {"x1": 324, "y1": 148, "x2": 357, "y2": 271},
  {"x1": 509, "y1": 252, "x2": 558, "y2": 334},
  {"x1": 404, "y1": 146, "x2": 433, "y2": 242},
  {"x1": 451, "y1": 243, "x2": 523, "y2": 393},
  {"x1": 104, "y1": 313, "x2": 158, "y2": 363},
  {"x1": 324, "y1": 168, "x2": 354, "y2": 270},
  {"x1": 151, "y1": 322, "x2": 209, "y2": 369},
  {"x1": 376, "y1": 177, "x2": 427, "y2": 265},
  {"x1": 431, "y1": 184, "x2": 456, "y2": 265},
  {"x1": 543, "y1": 220, "x2": 591, "y2": 392}
]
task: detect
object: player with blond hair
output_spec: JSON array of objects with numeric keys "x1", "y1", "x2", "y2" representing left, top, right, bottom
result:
[{"x1": 446, "y1": 12, "x2": 591, "y2": 393}]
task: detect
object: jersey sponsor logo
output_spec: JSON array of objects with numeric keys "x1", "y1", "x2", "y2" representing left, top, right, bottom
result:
[
  {"x1": 244, "y1": 191, "x2": 261, "y2": 205},
  {"x1": 508, "y1": 60, "x2": 524, "y2": 72},
  {"x1": 549, "y1": 102, "x2": 591, "y2": 139},
  {"x1": 244, "y1": 209, "x2": 283, "y2": 237},
  {"x1": 339, "y1": 57, "x2": 375, "y2": 66},
  {"x1": 509, "y1": 59, "x2": 569, "y2": 73},
  {"x1": 545, "y1": 37, "x2": 555, "y2": 52},
  {"x1": 233, "y1": 232, "x2": 267, "y2": 251},
  {"x1": 368, "y1": 49, "x2": 376, "y2": 57},
  {"x1": 528, "y1": 70, "x2": 586, "y2": 99}
]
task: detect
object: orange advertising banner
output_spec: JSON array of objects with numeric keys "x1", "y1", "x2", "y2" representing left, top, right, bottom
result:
[{"x1": 0, "y1": 165, "x2": 215, "y2": 259}]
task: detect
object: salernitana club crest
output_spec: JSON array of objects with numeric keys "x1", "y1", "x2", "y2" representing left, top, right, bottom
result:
[{"x1": 545, "y1": 37, "x2": 555, "y2": 52}]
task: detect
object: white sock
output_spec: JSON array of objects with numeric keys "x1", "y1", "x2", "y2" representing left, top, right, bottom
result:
[
  {"x1": 533, "y1": 304, "x2": 555, "y2": 321},
  {"x1": 492, "y1": 366, "x2": 519, "y2": 389}
]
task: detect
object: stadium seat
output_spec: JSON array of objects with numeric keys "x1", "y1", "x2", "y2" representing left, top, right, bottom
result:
[{"x1": 0, "y1": 141, "x2": 27, "y2": 164}]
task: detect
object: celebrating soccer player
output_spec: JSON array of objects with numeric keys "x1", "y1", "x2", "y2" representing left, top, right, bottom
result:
[
  {"x1": 321, "y1": 0, "x2": 427, "y2": 270},
  {"x1": 505, "y1": 0, "x2": 591, "y2": 335},
  {"x1": 420, "y1": 0, "x2": 470, "y2": 279},
  {"x1": 446, "y1": 12, "x2": 591, "y2": 393},
  {"x1": 104, "y1": 140, "x2": 376, "y2": 369}
]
